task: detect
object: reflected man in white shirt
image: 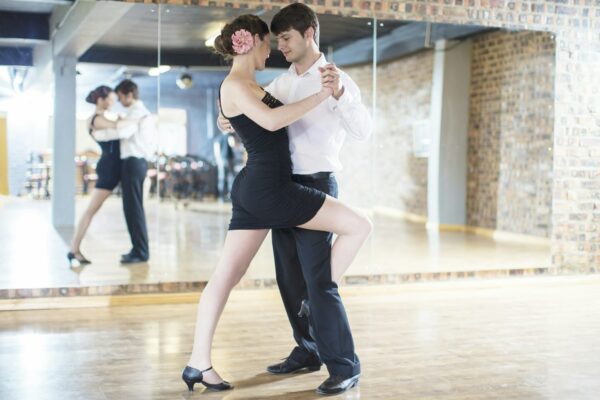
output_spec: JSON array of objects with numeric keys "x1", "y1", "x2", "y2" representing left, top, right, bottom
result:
[
  {"x1": 93, "y1": 80, "x2": 155, "y2": 264},
  {"x1": 218, "y1": 4, "x2": 371, "y2": 395}
]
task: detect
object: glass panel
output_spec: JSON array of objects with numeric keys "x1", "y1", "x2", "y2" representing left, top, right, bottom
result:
[
  {"x1": 150, "y1": 6, "x2": 379, "y2": 284},
  {"x1": 72, "y1": 2, "x2": 159, "y2": 278},
  {"x1": 0, "y1": 2, "x2": 553, "y2": 294},
  {"x1": 373, "y1": 18, "x2": 554, "y2": 275},
  {"x1": 0, "y1": 7, "x2": 56, "y2": 289}
]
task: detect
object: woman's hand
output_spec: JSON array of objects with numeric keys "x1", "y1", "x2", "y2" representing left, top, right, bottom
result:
[{"x1": 320, "y1": 64, "x2": 344, "y2": 99}]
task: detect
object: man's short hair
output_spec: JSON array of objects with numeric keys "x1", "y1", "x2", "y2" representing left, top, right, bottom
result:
[
  {"x1": 270, "y1": 3, "x2": 319, "y2": 46},
  {"x1": 115, "y1": 79, "x2": 139, "y2": 99}
]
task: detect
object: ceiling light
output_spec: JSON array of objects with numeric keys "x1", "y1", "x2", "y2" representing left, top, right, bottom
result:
[
  {"x1": 205, "y1": 33, "x2": 219, "y2": 48},
  {"x1": 148, "y1": 65, "x2": 171, "y2": 76},
  {"x1": 176, "y1": 73, "x2": 193, "y2": 90}
]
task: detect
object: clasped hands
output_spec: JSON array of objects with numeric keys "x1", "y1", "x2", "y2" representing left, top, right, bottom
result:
[{"x1": 319, "y1": 63, "x2": 344, "y2": 100}]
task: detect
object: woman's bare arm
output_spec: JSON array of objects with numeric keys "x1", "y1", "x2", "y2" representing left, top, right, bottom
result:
[
  {"x1": 91, "y1": 115, "x2": 143, "y2": 142},
  {"x1": 92, "y1": 115, "x2": 117, "y2": 129},
  {"x1": 93, "y1": 115, "x2": 140, "y2": 130},
  {"x1": 222, "y1": 79, "x2": 332, "y2": 132}
]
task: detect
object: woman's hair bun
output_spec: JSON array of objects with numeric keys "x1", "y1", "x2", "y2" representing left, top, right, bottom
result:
[
  {"x1": 212, "y1": 14, "x2": 269, "y2": 59},
  {"x1": 85, "y1": 85, "x2": 113, "y2": 104}
]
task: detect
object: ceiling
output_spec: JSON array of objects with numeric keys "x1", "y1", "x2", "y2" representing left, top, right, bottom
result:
[
  {"x1": 0, "y1": 1, "x2": 492, "y2": 96},
  {"x1": 82, "y1": 4, "x2": 408, "y2": 69},
  {"x1": 92, "y1": 5, "x2": 404, "y2": 50},
  {"x1": 0, "y1": 0, "x2": 71, "y2": 14}
]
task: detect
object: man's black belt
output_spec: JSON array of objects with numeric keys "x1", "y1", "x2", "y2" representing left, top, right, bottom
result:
[{"x1": 292, "y1": 172, "x2": 334, "y2": 181}]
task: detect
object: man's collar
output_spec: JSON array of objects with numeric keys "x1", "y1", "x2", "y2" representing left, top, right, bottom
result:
[
  {"x1": 288, "y1": 53, "x2": 327, "y2": 77},
  {"x1": 128, "y1": 100, "x2": 144, "y2": 109}
]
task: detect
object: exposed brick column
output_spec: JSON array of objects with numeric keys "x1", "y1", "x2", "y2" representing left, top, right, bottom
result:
[{"x1": 552, "y1": 28, "x2": 600, "y2": 270}]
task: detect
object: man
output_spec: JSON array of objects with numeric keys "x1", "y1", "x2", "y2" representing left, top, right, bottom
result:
[
  {"x1": 94, "y1": 79, "x2": 154, "y2": 264},
  {"x1": 218, "y1": 4, "x2": 371, "y2": 395}
]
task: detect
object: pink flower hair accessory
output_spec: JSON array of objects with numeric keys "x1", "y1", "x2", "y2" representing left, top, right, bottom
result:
[{"x1": 231, "y1": 29, "x2": 254, "y2": 55}]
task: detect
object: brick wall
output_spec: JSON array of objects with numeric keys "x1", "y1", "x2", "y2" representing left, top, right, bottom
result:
[
  {"x1": 341, "y1": 29, "x2": 555, "y2": 236},
  {"x1": 468, "y1": 30, "x2": 555, "y2": 237},
  {"x1": 552, "y1": 29, "x2": 600, "y2": 269}
]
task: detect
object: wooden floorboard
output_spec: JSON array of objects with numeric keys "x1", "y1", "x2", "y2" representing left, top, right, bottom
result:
[
  {"x1": 2, "y1": 276, "x2": 600, "y2": 399},
  {"x1": 0, "y1": 196, "x2": 550, "y2": 293}
]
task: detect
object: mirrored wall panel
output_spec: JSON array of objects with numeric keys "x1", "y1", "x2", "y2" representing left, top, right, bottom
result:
[{"x1": 0, "y1": 1, "x2": 553, "y2": 297}]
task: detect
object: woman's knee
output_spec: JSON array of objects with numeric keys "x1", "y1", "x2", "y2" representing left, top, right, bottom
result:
[
  {"x1": 354, "y1": 213, "x2": 373, "y2": 239},
  {"x1": 214, "y1": 261, "x2": 247, "y2": 287}
]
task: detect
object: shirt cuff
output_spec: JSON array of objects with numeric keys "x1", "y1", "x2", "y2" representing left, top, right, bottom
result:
[{"x1": 327, "y1": 87, "x2": 355, "y2": 112}]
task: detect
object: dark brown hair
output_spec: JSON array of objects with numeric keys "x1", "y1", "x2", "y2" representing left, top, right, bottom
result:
[
  {"x1": 85, "y1": 85, "x2": 113, "y2": 104},
  {"x1": 270, "y1": 3, "x2": 319, "y2": 46},
  {"x1": 115, "y1": 79, "x2": 139, "y2": 99},
  {"x1": 214, "y1": 14, "x2": 270, "y2": 58}
]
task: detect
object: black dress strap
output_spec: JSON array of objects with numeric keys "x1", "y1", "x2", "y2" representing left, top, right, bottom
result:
[
  {"x1": 218, "y1": 81, "x2": 272, "y2": 119},
  {"x1": 217, "y1": 82, "x2": 231, "y2": 119}
]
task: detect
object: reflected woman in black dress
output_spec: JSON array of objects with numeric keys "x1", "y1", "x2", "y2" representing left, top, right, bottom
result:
[
  {"x1": 68, "y1": 86, "x2": 123, "y2": 266},
  {"x1": 182, "y1": 15, "x2": 372, "y2": 391}
]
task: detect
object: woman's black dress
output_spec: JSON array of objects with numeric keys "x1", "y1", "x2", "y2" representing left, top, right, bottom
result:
[
  {"x1": 220, "y1": 90, "x2": 326, "y2": 230},
  {"x1": 89, "y1": 114, "x2": 121, "y2": 191}
]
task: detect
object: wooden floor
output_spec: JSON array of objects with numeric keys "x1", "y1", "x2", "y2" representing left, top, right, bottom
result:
[
  {"x1": 0, "y1": 196, "x2": 550, "y2": 290},
  {"x1": 2, "y1": 276, "x2": 600, "y2": 399}
]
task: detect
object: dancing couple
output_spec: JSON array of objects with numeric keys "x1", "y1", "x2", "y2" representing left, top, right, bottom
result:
[
  {"x1": 68, "y1": 80, "x2": 153, "y2": 267},
  {"x1": 184, "y1": 4, "x2": 372, "y2": 396}
]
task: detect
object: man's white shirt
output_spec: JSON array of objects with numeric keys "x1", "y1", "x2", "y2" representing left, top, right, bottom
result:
[
  {"x1": 92, "y1": 100, "x2": 156, "y2": 160},
  {"x1": 265, "y1": 54, "x2": 372, "y2": 175}
]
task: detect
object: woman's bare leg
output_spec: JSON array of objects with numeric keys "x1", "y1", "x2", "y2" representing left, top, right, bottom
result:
[
  {"x1": 70, "y1": 188, "x2": 113, "y2": 255},
  {"x1": 298, "y1": 196, "x2": 372, "y2": 283},
  {"x1": 188, "y1": 229, "x2": 269, "y2": 383}
]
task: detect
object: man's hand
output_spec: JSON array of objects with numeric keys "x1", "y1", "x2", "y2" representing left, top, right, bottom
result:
[
  {"x1": 319, "y1": 64, "x2": 344, "y2": 100},
  {"x1": 216, "y1": 100, "x2": 235, "y2": 133},
  {"x1": 217, "y1": 114, "x2": 235, "y2": 133}
]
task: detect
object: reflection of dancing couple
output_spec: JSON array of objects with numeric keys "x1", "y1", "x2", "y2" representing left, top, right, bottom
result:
[
  {"x1": 68, "y1": 80, "x2": 154, "y2": 266},
  {"x1": 184, "y1": 4, "x2": 372, "y2": 396}
]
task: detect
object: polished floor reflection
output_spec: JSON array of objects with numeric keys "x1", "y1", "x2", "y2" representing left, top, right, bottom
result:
[
  {"x1": 0, "y1": 196, "x2": 550, "y2": 290},
  {"x1": 1, "y1": 276, "x2": 599, "y2": 399}
]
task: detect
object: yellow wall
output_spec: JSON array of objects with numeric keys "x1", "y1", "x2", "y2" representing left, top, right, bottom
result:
[{"x1": 0, "y1": 113, "x2": 8, "y2": 195}]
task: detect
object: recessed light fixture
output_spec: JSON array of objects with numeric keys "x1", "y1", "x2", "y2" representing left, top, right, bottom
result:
[
  {"x1": 148, "y1": 65, "x2": 171, "y2": 76},
  {"x1": 205, "y1": 33, "x2": 219, "y2": 48},
  {"x1": 176, "y1": 73, "x2": 193, "y2": 89}
]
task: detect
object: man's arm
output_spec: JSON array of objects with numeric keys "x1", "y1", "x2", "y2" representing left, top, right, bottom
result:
[
  {"x1": 323, "y1": 67, "x2": 372, "y2": 141},
  {"x1": 92, "y1": 115, "x2": 138, "y2": 141}
]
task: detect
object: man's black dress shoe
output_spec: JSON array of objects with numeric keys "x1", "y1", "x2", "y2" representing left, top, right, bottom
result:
[
  {"x1": 267, "y1": 346, "x2": 322, "y2": 374},
  {"x1": 316, "y1": 373, "x2": 360, "y2": 395},
  {"x1": 120, "y1": 253, "x2": 148, "y2": 264}
]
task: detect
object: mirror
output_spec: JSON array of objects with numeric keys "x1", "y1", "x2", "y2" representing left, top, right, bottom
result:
[{"x1": 0, "y1": 1, "x2": 554, "y2": 298}]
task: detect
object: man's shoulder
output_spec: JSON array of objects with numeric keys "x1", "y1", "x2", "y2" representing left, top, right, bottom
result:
[
  {"x1": 131, "y1": 100, "x2": 150, "y2": 115},
  {"x1": 269, "y1": 72, "x2": 291, "y2": 86}
]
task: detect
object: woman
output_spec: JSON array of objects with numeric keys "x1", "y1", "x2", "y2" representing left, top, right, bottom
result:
[
  {"x1": 182, "y1": 15, "x2": 372, "y2": 391},
  {"x1": 67, "y1": 86, "x2": 122, "y2": 266}
]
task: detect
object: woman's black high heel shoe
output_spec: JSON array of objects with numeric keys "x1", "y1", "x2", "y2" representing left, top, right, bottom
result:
[
  {"x1": 67, "y1": 252, "x2": 91, "y2": 267},
  {"x1": 182, "y1": 366, "x2": 233, "y2": 392}
]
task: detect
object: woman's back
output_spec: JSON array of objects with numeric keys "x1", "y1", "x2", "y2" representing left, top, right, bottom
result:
[{"x1": 221, "y1": 90, "x2": 291, "y2": 177}]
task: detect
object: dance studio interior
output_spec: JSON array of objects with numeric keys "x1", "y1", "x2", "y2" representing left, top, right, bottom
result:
[{"x1": 0, "y1": 0, "x2": 599, "y2": 399}]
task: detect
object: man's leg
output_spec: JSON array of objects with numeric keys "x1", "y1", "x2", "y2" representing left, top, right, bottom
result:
[
  {"x1": 293, "y1": 176, "x2": 360, "y2": 380},
  {"x1": 268, "y1": 227, "x2": 321, "y2": 373},
  {"x1": 121, "y1": 157, "x2": 149, "y2": 261}
]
